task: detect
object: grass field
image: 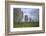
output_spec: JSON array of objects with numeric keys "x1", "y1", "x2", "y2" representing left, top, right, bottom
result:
[{"x1": 13, "y1": 22, "x2": 39, "y2": 28}]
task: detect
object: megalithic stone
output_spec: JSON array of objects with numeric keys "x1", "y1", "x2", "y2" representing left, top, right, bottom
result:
[
  {"x1": 30, "y1": 18, "x2": 31, "y2": 22},
  {"x1": 25, "y1": 15, "x2": 28, "y2": 22}
]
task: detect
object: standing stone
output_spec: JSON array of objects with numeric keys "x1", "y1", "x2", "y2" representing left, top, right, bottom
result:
[
  {"x1": 29, "y1": 18, "x2": 31, "y2": 22},
  {"x1": 25, "y1": 15, "x2": 28, "y2": 22}
]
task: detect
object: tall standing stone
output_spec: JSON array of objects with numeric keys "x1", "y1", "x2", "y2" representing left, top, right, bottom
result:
[{"x1": 25, "y1": 15, "x2": 28, "y2": 22}]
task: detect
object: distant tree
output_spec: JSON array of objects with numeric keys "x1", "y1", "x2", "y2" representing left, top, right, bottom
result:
[{"x1": 13, "y1": 8, "x2": 23, "y2": 22}]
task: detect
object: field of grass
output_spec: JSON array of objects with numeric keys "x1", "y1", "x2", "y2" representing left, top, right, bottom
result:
[{"x1": 13, "y1": 22, "x2": 39, "y2": 28}]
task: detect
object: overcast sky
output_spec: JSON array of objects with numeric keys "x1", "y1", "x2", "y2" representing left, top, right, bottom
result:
[{"x1": 21, "y1": 8, "x2": 39, "y2": 21}]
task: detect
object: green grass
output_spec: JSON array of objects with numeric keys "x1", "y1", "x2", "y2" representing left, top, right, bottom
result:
[{"x1": 13, "y1": 22, "x2": 39, "y2": 28}]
